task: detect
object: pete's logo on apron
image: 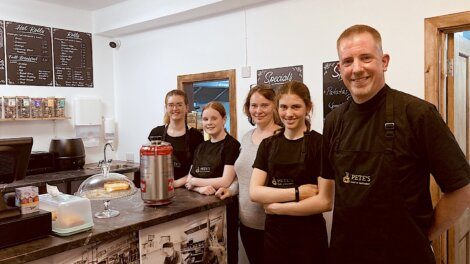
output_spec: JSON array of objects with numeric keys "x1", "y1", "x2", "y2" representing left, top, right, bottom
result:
[
  {"x1": 343, "y1": 171, "x2": 371, "y2": 186},
  {"x1": 271, "y1": 177, "x2": 294, "y2": 187},
  {"x1": 195, "y1": 166, "x2": 211, "y2": 173}
]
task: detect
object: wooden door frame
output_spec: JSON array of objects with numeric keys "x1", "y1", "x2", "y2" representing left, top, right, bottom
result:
[
  {"x1": 425, "y1": 11, "x2": 470, "y2": 106},
  {"x1": 177, "y1": 69, "x2": 237, "y2": 139},
  {"x1": 424, "y1": 11, "x2": 470, "y2": 264}
]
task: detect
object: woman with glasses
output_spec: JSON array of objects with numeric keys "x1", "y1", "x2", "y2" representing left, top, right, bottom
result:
[{"x1": 148, "y1": 89, "x2": 204, "y2": 185}]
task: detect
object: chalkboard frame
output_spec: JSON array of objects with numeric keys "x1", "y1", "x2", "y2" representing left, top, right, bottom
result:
[
  {"x1": 257, "y1": 65, "x2": 303, "y2": 90},
  {"x1": 53, "y1": 28, "x2": 93, "y2": 88},
  {"x1": 5, "y1": 21, "x2": 54, "y2": 86},
  {"x1": 322, "y1": 60, "x2": 351, "y2": 119}
]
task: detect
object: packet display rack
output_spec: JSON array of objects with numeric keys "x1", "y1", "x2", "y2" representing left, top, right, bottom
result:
[{"x1": 0, "y1": 96, "x2": 70, "y2": 121}]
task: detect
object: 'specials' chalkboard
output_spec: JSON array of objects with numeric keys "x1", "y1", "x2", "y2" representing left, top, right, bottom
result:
[
  {"x1": 257, "y1": 65, "x2": 303, "y2": 90},
  {"x1": 53, "y1": 28, "x2": 93, "y2": 87},
  {"x1": 323, "y1": 61, "x2": 351, "y2": 119},
  {"x1": 5, "y1": 21, "x2": 53, "y2": 86},
  {"x1": 0, "y1": 21, "x2": 5, "y2": 85}
]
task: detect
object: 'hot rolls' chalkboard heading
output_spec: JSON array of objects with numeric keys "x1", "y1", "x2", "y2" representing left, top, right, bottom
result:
[
  {"x1": 5, "y1": 21, "x2": 53, "y2": 86},
  {"x1": 0, "y1": 20, "x2": 93, "y2": 88}
]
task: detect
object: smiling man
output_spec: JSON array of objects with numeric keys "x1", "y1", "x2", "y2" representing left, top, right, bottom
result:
[{"x1": 322, "y1": 25, "x2": 470, "y2": 264}]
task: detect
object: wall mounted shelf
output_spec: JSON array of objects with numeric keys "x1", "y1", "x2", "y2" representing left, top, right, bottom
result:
[{"x1": 0, "y1": 117, "x2": 71, "y2": 122}]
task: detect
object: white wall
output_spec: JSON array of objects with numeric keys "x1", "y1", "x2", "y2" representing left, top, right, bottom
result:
[
  {"x1": 109, "y1": 0, "x2": 469, "y2": 245},
  {"x1": 0, "y1": 0, "x2": 466, "y2": 258},
  {"x1": 111, "y1": 0, "x2": 470, "y2": 161},
  {"x1": 0, "y1": 0, "x2": 115, "y2": 162},
  {"x1": 0, "y1": 0, "x2": 468, "y2": 163}
]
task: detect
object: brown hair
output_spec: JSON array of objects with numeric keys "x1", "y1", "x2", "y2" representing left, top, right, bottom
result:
[
  {"x1": 336, "y1": 24, "x2": 383, "y2": 52},
  {"x1": 243, "y1": 84, "x2": 281, "y2": 126},
  {"x1": 276, "y1": 81, "x2": 313, "y2": 131},
  {"x1": 203, "y1": 101, "x2": 226, "y2": 119},
  {"x1": 163, "y1": 89, "x2": 189, "y2": 124}
]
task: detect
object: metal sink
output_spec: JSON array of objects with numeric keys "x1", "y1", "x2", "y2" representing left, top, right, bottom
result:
[
  {"x1": 108, "y1": 164, "x2": 133, "y2": 170},
  {"x1": 84, "y1": 163, "x2": 134, "y2": 171}
]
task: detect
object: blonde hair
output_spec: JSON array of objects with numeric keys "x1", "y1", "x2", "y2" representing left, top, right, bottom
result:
[
  {"x1": 337, "y1": 24, "x2": 383, "y2": 52},
  {"x1": 163, "y1": 89, "x2": 189, "y2": 124}
]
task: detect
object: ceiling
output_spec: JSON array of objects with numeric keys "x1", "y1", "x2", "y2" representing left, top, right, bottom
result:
[{"x1": 34, "y1": 0, "x2": 128, "y2": 11}]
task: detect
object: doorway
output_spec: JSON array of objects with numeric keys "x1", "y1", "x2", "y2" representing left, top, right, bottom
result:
[
  {"x1": 425, "y1": 11, "x2": 470, "y2": 264},
  {"x1": 177, "y1": 69, "x2": 237, "y2": 139}
]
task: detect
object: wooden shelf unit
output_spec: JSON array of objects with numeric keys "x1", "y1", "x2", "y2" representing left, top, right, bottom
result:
[{"x1": 0, "y1": 117, "x2": 71, "y2": 122}]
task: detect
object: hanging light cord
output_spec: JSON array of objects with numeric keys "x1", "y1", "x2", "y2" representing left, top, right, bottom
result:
[{"x1": 244, "y1": 9, "x2": 248, "y2": 66}]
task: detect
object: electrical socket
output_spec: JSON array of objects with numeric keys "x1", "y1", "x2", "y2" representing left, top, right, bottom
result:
[{"x1": 241, "y1": 66, "x2": 251, "y2": 78}]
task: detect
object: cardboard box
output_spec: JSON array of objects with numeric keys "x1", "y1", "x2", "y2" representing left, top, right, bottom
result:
[
  {"x1": 15, "y1": 186, "x2": 39, "y2": 214},
  {"x1": 187, "y1": 112, "x2": 197, "y2": 129}
]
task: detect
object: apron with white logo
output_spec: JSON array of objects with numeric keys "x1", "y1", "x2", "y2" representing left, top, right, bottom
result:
[
  {"x1": 263, "y1": 132, "x2": 328, "y2": 264},
  {"x1": 329, "y1": 93, "x2": 435, "y2": 264},
  {"x1": 190, "y1": 140, "x2": 224, "y2": 179}
]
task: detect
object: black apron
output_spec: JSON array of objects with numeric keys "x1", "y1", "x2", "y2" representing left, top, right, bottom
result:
[
  {"x1": 329, "y1": 92, "x2": 435, "y2": 264},
  {"x1": 190, "y1": 138, "x2": 239, "y2": 264},
  {"x1": 190, "y1": 139, "x2": 224, "y2": 179},
  {"x1": 163, "y1": 125, "x2": 191, "y2": 179},
  {"x1": 263, "y1": 132, "x2": 328, "y2": 264}
]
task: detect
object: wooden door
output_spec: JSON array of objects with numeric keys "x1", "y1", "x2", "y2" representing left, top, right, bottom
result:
[
  {"x1": 177, "y1": 69, "x2": 237, "y2": 139},
  {"x1": 425, "y1": 11, "x2": 470, "y2": 264},
  {"x1": 447, "y1": 31, "x2": 470, "y2": 264}
]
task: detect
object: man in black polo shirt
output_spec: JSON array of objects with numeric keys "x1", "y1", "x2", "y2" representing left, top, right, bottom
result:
[{"x1": 322, "y1": 24, "x2": 470, "y2": 264}]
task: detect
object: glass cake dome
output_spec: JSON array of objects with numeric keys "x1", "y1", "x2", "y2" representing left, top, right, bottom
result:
[{"x1": 76, "y1": 163, "x2": 137, "y2": 218}]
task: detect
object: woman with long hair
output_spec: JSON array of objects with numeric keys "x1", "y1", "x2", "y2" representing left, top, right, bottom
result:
[
  {"x1": 148, "y1": 89, "x2": 204, "y2": 186},
  {"x1": 250, "y1": 81, "x2": 334, "y2": 263},
  {"x1": 216, "y1": 84, "x2": 282, "y2": 264}
]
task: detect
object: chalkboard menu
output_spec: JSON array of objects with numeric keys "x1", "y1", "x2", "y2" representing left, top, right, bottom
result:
[
  {"x1": 257, "y1": 65, "x2": 303, "y2": 90},
  {"x1": 0, "y1": 21, "x2": 5, "y2": 84},
  {"x1": 323, "y1": 61, "x2": 351, "y2": 118},
  {"x1": 53, "y1": 28, "x2": 93, "y2": 87},
  {"x1": 5, "y1": 21, "x2": 53, "y2": 86}
]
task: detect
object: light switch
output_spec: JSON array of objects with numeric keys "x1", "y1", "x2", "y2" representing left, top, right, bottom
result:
[{"x1": 241, "y1": 66, "x2": 251, "y2": 78}]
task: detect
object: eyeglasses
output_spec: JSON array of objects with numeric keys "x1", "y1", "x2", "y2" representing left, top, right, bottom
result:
[{"x1": 167, "y1": 103, "x2": 185, "y2": 109}]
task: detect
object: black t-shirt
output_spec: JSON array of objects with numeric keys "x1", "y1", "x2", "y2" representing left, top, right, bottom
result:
[
  {"x1": 191, "y1": 134, "x2": 240, "y2": 179},
  {"x1": 322, "y1": 85, "x2": 470, "y2": 230},
  {"x1": 148, "y1": 125, "x2": 204, "y2": 179},
  {"x1": 253, "y1": 130, "x2": 322, "y2": 185}
]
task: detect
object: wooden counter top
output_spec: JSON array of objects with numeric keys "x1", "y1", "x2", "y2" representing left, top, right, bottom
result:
[{"x1": 0, "y1": 188, "x2": 232, "y2": 264}]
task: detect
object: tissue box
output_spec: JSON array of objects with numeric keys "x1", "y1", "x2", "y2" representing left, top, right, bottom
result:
[
  {"x1": 39, "y1": 193, "x2": 94, "y2": 236},
  {"x1": 15, "y1": 186, "x2": 39, "y2": 214}
]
